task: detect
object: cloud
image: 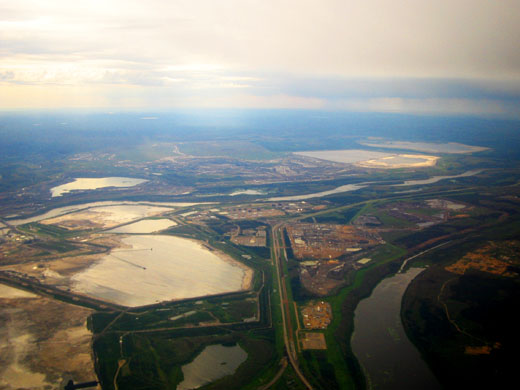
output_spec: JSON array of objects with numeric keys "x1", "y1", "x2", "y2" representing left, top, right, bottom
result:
[
  {"x1": 329, "y1": 97, "x2": 519, "y2": 117},
  {"x1": 0, "y1": 0, "x2": 519, "y2": 114}
]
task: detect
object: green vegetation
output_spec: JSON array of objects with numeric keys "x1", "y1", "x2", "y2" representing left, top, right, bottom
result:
[
  {"x1": 4, "y1": 121, "x2": 520, "y2": 390},
  {"x1": 302, "y1": 205, "x2": 363, "y2": 224},
  {"x1": 178, "y1": 140, "x2": 285, "y2": 161},
  {"x1": 94, "y1": 329, "x2": 276, "y2": 390},
  {"x1": 402, "y1": 240, "x2": 520, "y2": 388}
]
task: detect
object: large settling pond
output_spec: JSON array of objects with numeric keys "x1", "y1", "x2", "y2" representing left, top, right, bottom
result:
[
  {"x1": 294, "y1": 149, "x2": 437, "y2": 168},
  {"x1": 51, "y1": 177, "x2": 147, "y2": 197},
  {"x1": 177, "y1": 344, "x2": 247, "y2": 390},
  {"x1": 106, "y1": 218, "x2": 177, "y2": 233},
  {"x1": 351, "y1": 268, "x2": 440, "y2": 389},
  {"x1": 72, "y1": 235, "x2": 248, "y2": 307}
]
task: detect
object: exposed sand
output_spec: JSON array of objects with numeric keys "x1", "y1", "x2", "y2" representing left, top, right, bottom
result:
[
  {"x1": 294, "y1": 149, "x2": 394, "y2": 164},
  {"x1": 0, "y1": 235, "x2": 125, "y2": 282},
  {"x1": 0, "y1": 284, "x2": 38, "y2": 299},
  {"x1": 2, "y1": 232, "x2": 252, "y2": 307},
  {"x1": 41, "y1": 205, "x2": 172, "y2": 230},
  {"x1": 359, "y1": 141, "x2": 489, "y2": 154},
  {"x1": 0, "y1": 295, "x2": 95, "y2": 390},
  {"x1": 51, "y1": 177, "x2": 147, "y2": 197},
  {"x1": 356, "y1": 154, "x2": 439, "y2": 169},
  {"x1": 9, "y1": 201, "x2": 198, "y2": 226},
  {"x1": 106, "y1": 218, "x2": 177, "y2": 233},
  {"x1": 294, "y1": 149, "x2": 439, "y2": 169},
  {"x1": 209, "y1": 244, "x2": 254, "y2": 291}
]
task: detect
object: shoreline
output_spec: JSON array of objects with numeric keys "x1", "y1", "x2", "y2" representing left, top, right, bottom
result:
[
  {"x1": 194, "y1": 240, "x2": 254, "y2": 291},
  {"x1": 356, "y1": 154, "x2": 439, "y2": 169}
]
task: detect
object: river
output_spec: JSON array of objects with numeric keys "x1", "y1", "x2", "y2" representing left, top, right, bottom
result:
[
  {"x1": 351, "y1": 268, "x2": 441, "y2": 389},
  {"x1": 393, "y1": 169, "x2": 482, "y2": 187}
]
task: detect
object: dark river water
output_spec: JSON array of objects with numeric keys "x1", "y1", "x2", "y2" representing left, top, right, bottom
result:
[{"x1": 351, "y1": 268, "x2": 441, "y2": 390}]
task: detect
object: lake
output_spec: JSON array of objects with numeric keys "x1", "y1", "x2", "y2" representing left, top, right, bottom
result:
[
  {"x1": 177, "y1": 344, "x2": 247, "y2": 390},
  {"x1": 351, "y1": 268, "x2": 440, "y2": 389},
  {"x1": 294, "y1": 149, "x2": 438, "y2": 168},
  {"x1": 71, "y1": 235, "x2": 250, "y2": 307},
  {"x1": 51, "y1": 177, "x2": 148, "y2": 197},
  {"x1": 294, "y1": 149, "x2": 395, "y2": 163},
  {"x1": 359, "y1": 140, "x2": 489, "y2": 154}
]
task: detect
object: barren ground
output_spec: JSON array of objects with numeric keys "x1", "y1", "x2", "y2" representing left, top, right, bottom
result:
[{"x1": 0, "y1": 285, "x2": 95, "y2": 390}]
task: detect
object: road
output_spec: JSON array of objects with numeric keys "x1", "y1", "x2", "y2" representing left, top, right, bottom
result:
[{"x1": 271, "y1": 222, "x2": 313, "y2": 390}]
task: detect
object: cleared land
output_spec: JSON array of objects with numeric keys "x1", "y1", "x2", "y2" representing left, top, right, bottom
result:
[
  {"x1": 286, "y1": 223, "x2": 381, "y2": 260},
  {"x1": 0, "y1": 285, "x2": 95, "y2": 390},
  {"x1": 41, "y1": 204, "x2": 172, "y2": 230},
  {"x1": 301, "y1": 332, "x2": 327, "y2": 350},
  {"x1": 445, "y1": 241, "x2": 520, "y2": 277}
]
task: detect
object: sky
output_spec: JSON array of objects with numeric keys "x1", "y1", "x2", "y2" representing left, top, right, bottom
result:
[{"x1": 1, "y1": 0, "x2": 519, "y2": 116}]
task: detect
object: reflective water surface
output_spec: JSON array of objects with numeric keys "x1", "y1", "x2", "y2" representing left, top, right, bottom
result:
[
  {"x1": 177, "y1": 344, "x2": 247, "y2": 390},
  {"x1": 394, "y1": 170, "x2": 482, "y2": 186},
  {"x1": 51, "y1": 177, "x2": 147, "y2": 197},
  {"x1": 107, "y1": 218, "x2": 177, "y2": 233},
  {"x1": 351, "y1": 268, "x2": 440, "y2": 390},
  {"x1": 72, "y1": 235, "x2": 248, "y2": 306}
]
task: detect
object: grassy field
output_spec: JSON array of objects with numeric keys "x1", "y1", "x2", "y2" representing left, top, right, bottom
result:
[{"x1": 178, "y1": 141, "x2": 285, "y2": 161}]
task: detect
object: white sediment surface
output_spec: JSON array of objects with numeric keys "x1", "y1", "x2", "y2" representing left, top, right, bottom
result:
[
  {"x1": 294, "y1": 149, "x2": 438, "y2": 169},
  {"x1": 71, "y1": 235, "x2": 251, "y2": 307},
  {"x1": 51, "y1": 177, "x2": 147, "y2": 197},
  {"x1": 107, "y1": 219, "x2": 177, "y2": 233},
  {"x1": 359, "y1": 141, "x2": 489, "y2": 154},
  {"x1": 9, "y1": 201, "x2": 198, "y2": 226}
]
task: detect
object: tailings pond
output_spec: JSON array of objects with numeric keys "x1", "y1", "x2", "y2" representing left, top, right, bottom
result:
[
  {"x1": 72, "y1": 235, "x2": 250, "y2": 307},
  {"x1": 50, "y1": 177, "x2": 147, "y2": 197},
  {"x1": 176, "y1": 344, "x2": 247, "y2": 390},
  {"x1": 351, "y1": 268, "x2": 440, "y2": 389},
  {"x1": 106, "y1": 218, "x2": 177, "y2": 233}
]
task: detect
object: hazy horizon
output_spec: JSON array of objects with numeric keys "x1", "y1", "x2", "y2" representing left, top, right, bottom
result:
[{"x1": 1, "y1": 1, "x2": 519, "y2": 117}]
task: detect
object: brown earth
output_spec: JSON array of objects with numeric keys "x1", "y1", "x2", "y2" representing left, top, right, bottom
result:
[
  {"x1": 0, "y1": 286, "x2": 96, "y2": 390},
  {"x1": 301, "y1": 332, "x2": 327, "y2": 350},
  {"x1": 445, "y1": 241, "x2": 520, "y2": 277},
  {"x1": 286, "y1": 223, "x2": 381, "y2": 260},
  {"x1": 0, "y1": 235, "x2": 125, "y2": 288}
]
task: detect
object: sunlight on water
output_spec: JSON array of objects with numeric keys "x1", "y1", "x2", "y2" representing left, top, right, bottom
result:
[
  {"x1": 72, "y1": 235, "x2": 249, "y2": 306},
  {"x1": 50, "y1": 177, "x2": 147, "y2": 197},
  {"x1": 177, "y1": 344, "x2": 247, "y2": 390}
]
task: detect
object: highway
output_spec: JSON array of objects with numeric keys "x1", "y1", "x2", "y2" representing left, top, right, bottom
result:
[{"x1": 271, "y1": 222, "x2": 313, "y2": 390}]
